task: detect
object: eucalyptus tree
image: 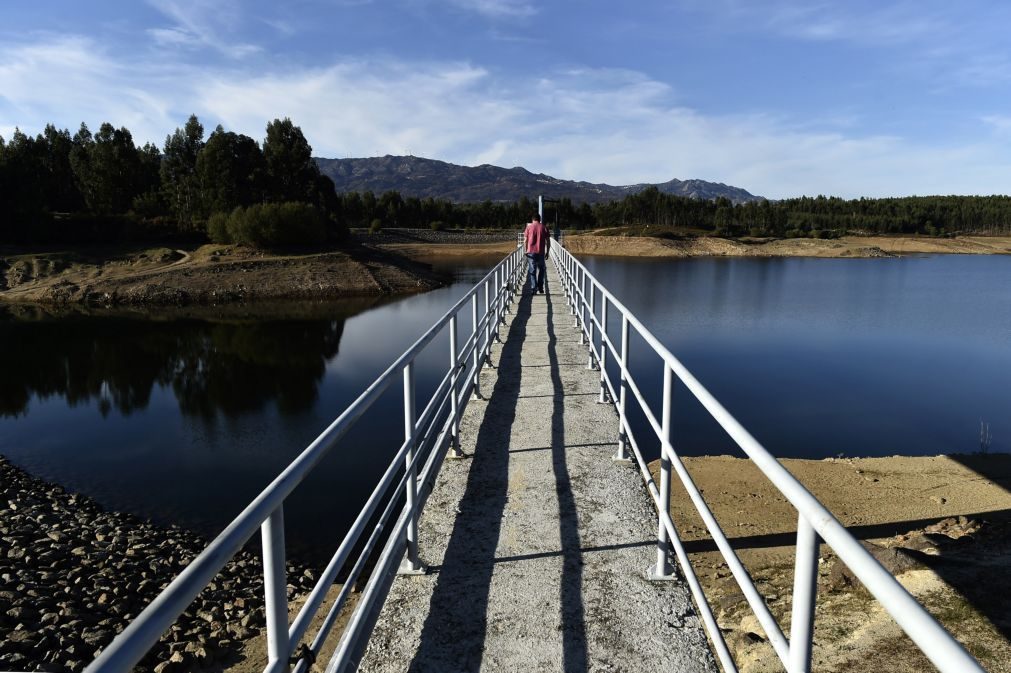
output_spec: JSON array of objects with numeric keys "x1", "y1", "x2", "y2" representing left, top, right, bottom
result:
[
  {"x1": 196, "y1": 125, "x2": 267, "y2": 216},
  {"x1": 161, "y1": 114, "x2": 205, "y2": 228}
]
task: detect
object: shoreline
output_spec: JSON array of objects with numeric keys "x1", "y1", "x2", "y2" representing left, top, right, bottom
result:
[
  {"x1": 559, "y1": 232, "x2": 1011, "y2": 258},
  {"x1": 0, "y1": 243, "x2": 443, "y2": 307},
  {"x1": 3, "y1": 232, "x2": 1008, "y2": 309}
]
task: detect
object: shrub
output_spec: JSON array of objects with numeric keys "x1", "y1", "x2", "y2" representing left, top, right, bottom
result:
[
  {"x1": 207, "y1": 202, "x2": 327, "y2": 248},
  {"x1": 429, "y1": 220, "x2": 446, "y2": 231},
  {"x1": 369, "y1": 218, "x2": 383, "y2": 234},
  {"x1": 207, "y1": 211, "x2": 231, "y2": 243}
]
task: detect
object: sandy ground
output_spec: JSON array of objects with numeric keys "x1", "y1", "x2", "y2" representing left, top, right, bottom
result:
[
  {"x1": 0, "y1": 244, "x2": 441, "y2": 305},
  {"x1": 651, "y1": 454, "x2": 1011, "y2": 672},
  {"x1": 561, "y1": 232, "x2": 1011, "y2": 258}
]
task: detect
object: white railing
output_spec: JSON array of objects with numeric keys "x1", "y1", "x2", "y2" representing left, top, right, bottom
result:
[
  {"x1": 83, "y1": 245, "x2": 526, "y2": 673},
  {"x1": 550, "y1": 242, "x2": 984, "y2": 673}
]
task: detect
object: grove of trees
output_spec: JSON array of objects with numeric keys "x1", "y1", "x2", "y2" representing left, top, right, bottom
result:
[
  {"x1": 3, "y1": 116, "x2": 1011, "y2": 245},
  {"x1": 0, "y1": 116, "x2": 345, "y2": 246}
]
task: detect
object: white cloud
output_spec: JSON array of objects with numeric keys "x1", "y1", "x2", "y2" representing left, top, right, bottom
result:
[
  {"x1": 444, "y1": 0, "x2": 537, "y2": 19},
  {"x1": 3, "y1": 33, "x2": 1011, "y2": 199},
  {"x1": 146, "y1": 0, "x2": 261, "y2": 58}
]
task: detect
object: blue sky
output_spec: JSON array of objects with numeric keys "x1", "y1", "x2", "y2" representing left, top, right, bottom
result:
[{"x1": 3, "y1": 0, "x2": 1011, "y2": 199}]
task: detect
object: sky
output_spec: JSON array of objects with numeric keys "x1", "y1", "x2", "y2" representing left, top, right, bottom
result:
[{"x1": 2, "y1": 0, "x2": 1011, "y2": 199}]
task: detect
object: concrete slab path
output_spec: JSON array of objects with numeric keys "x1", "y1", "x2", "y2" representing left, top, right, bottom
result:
[{"x1": 359, "y1": 263, "x2": 718, "y2": 673}]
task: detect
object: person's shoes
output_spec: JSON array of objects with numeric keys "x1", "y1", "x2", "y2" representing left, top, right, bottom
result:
[{"x1": 538, "y1": 288, "x2": 545, "y2": 294}]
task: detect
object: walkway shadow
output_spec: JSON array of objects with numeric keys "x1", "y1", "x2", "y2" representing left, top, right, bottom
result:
[
  {"x1": 546, "y1": 291, "x2": 589, "y2": 673},
  {"x1": 407, "y1": 291, "x2": 532, "y2": 673}
]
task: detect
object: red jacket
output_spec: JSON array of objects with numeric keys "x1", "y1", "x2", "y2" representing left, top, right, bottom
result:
[{"x1": 524, "y1": 221, "x2": 549, "y2": 254}]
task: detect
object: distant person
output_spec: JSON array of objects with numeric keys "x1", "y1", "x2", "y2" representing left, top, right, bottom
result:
[
  {"x1": 524, "y1": 214, "x2": 550, "y2": 294},
  {"x1": 553, "y1": 221, "x2": 561, "y2": 243}
]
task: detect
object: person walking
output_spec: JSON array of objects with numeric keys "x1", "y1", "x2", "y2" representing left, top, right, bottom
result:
[{"x1": 524, "y1": 214, "x2": 550, "y2": 294}]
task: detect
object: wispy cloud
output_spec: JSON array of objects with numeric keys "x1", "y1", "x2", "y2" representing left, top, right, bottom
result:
[
  {"x1": 3, "y1": 32, "x2": 1011, "y2": 199},
  {"x1": 444, "y1": 0, "x2": 537, "y2": 19},
  {"x1": 146, "y1": 0, "x2": 260, "y2": 58}
]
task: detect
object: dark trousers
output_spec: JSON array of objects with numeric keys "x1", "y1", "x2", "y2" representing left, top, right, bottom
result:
[{"x1": 526, "y1": 253, "x2": 546, "y2": 292}]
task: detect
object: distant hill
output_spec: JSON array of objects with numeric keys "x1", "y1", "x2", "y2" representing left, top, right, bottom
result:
[{"x1": 314, "y1": 155, "x2": 762, "y2": 205}]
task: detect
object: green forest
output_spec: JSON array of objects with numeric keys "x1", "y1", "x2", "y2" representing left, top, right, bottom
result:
[{"x1": 3, "y1": 115, "x2": 1011, "y2": 247}]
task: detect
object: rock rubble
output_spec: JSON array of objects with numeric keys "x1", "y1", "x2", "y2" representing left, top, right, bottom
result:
[{"x1": 0, "y1": 456, "x2": 316, "y2": 672}]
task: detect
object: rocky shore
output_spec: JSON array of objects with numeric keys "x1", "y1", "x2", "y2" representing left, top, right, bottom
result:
[{"x1": 0, "y1": 456, "x2": 317, "y2": 672}]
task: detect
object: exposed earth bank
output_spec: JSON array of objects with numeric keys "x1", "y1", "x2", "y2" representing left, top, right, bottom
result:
[
  {"x1": 0, "y1": 244, "x2": 442, "y2": 306},
  {"x1": 651, "y1": 454, "x2": 1011, "y2": 673},
  {"x1": 562, "y1": 232, "x2": 1011, "y2": 258},
  {"x1": 4, "y1": 232, "x2": 1009, "y2": 308},
  {"x1": 378, "y1": 230, "x2": 1011, "y2": 262}
]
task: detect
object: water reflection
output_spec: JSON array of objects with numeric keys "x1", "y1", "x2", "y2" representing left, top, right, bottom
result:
[
  {"x1": 582, "y1": 254, "x2": 1011, "y2": 460},
  {"x1": 0, "y1": 303, "x2": 366, "y2": 420},
  {"x1": 0, "y1": 269, "x2": 492, "y2": 564}
]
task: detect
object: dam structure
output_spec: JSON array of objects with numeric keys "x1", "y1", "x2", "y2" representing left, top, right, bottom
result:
[{"x1": 77, "y1": 241, "x2": 982, "y2": 673}]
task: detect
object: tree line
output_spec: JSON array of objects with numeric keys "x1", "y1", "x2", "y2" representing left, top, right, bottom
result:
[
  {"x1": 588, "y1": 188, "x2": 1011, "y2": 237},
  {"x1": 0, "y1": 115, "x2": 342, "y2": 246},
  {"x1": 3, "y1": 116, "x2": 1011, "y2": 245}
]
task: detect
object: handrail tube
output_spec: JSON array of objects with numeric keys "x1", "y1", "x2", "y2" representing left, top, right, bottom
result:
[
  {"x1": 619, "y1": 409, "x2": 738, "y2": 673},
  {"x1": 296, "y1": 313, "x2": 495, "y2": 668},
  {"x1": 662, "y1": 442, "x2": 790, "y2": 660},
  {"x1": 328, "y1": 378, "x2": 463, "y2": 673},
  {"x1": 551, "y1": 244, "x2": 984, "y2": 673},
  {"x1": 291, "y1": 448, "x2": 409, "y2": 673},
  {"x1": 88, "y1": 248, "x2": 523, "y2": 673}
]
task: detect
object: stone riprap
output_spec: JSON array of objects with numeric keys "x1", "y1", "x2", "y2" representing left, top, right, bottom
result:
[{"x1": 0, "y1": 456, "x2": 315, "y2": 672}]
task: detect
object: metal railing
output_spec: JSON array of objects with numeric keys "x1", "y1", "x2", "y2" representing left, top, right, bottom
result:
[
  {"x1": 550, "y1": 243, "x2": 984, "y2": 673},
  {"x1": 83, "y1": 245, "x2": 527, "y2": 673}
]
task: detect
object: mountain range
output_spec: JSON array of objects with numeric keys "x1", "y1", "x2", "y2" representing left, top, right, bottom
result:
[{"x1": 314, "y1": 155, "x2": 762, "y2": 205}]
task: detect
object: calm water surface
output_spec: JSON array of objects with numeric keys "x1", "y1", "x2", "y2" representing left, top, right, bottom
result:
[
  {"x1": 581, "y1": 254, "x2": 1011, "y2": 462},
  {"x1": 2, "y1": 254, "x2": 1009, "y2": 561},
  {"x1": 0, "y1": 262, "x2": 495, "y2": 563}
]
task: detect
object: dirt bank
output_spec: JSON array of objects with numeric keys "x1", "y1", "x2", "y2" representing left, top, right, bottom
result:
[
  {"x1": 0, "y1": 244, "x2": 442, "y2": 306},
  {"x1": 563, "y1": 232, "x2": 1011, "y2": 258},
  {"x1": 651, "y1": 454, "x2": 1011, "y2": 672}
]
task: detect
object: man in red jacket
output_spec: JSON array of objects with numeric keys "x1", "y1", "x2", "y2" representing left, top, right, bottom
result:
[{"x1": 524, "y1": 214, "x2": 550, "y2": 294}]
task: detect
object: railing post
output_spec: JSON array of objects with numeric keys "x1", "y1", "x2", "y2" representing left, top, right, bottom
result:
[
  {"x1": 471, "y1": 294, "x2": 482, "y2": 400},
  {"x1": 613, "y1": 314, "x2": 631, "y2": 462},
  {"x1": 578, "y1": 269, "x2": 585, "y2": 340},
  {"x1": 599, "y1": 297, "x2": 610, "y2": 403},
  {"x1": 499, "y1": 266, "x2": 508, "y2": 323},
  {"x1": 448, "y1": 315, "x2": 463, "y2": 458},
  {"x1": 261, "y1": 505, "x2": 289, "y2": 673},
  {"x1": 587, "y1": 283, "x2": 596, "y2": 370},
  {"x1": 650, "y1": 365, "x2": 675, "y2": 580},
  {"x1": 570, "y1": 265, "x2": 577, "y2": 317},
  {"x1": 493, "y1": 268, "x2": 503, "y2": 340},
  {"x1": 399, "y1": 362, "x2": 426, "y2": 574},
  {"x1": 789, "y1": 515, "x2": 820, "y2": 673},
  {"x1": 483, "y1": 280, "x2": 493, "y2": 366}
]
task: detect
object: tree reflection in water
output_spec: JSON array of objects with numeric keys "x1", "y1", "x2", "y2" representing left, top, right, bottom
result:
[{"x1": 0, "y1": 302, "x2": 374, "y2": 420}]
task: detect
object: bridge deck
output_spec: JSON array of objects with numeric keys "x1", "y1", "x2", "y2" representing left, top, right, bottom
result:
[{"x1": 359, "y1": 263, "x2": 718, "y2": 673}]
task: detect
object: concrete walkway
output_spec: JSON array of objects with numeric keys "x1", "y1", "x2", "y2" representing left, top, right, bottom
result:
[{"x1": 359, "y1": 263, "x2": 718, "y2": 673}]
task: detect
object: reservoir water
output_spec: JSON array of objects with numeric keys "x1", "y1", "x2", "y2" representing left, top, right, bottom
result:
[{"x1": 1, "y1": 253, "x2": 1009, "y2": 561}]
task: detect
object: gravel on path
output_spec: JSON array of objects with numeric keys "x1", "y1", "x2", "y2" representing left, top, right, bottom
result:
[{"x1": 359, "y1": 263, "x2": 718, "y2": 673}]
